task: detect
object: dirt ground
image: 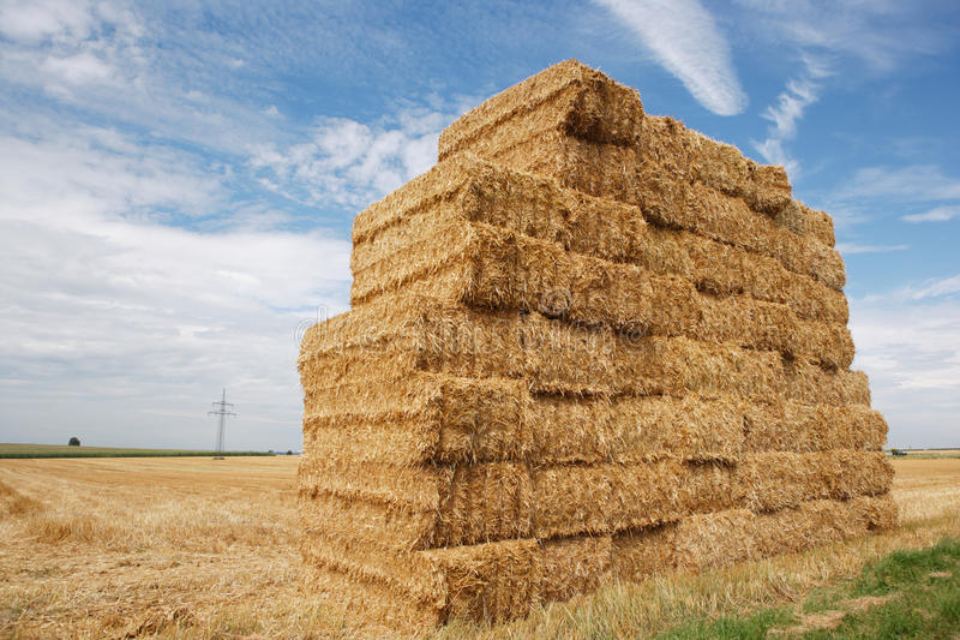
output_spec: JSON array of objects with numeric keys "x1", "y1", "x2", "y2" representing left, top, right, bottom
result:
[{"x1": 1, "y1": 456, "x2": 958, "y2": 639}]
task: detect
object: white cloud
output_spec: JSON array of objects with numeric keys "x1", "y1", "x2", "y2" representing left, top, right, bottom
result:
[
  {"x1": 0, "y1": 0, "x2": 96, "y2": 43},
  {"x1": 753, "y1": 56, "x2": 831, "y2": 178},
  {"x1": 0, "y1": 117, "x2": 351, "y2": 451},
  {"x1": 907, "y1": 275, "x2": 960, "y2": 301},
  {"x1": 249, "y1": 108, "x2": 452, "y2": 209},
  {"x1": 839, "y1": 165, "x2": 960, "y2": 202},
  {"x1": 835, "y1": 242, "x2": 908, "y2": 256},
  {"x1": 590, "y1": 0, "x2": 747, "y2": 116},
  {"x1": 734, "y1": 0, "x2": 955, "y2": 73},
  {"x1": 850, "y1": 283, "x2": 960, "y2": 448},
  {"x1": 902, "y1": 205, "x2": 960, "y2": 223}
]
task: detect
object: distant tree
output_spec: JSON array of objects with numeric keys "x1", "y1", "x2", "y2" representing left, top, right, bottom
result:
[
  {"x1": 286, "y1": 450, "x2": 293, "y2": 456},
  {"x1": 68, "y1": 437, "x2": 81, "y2": 446}
]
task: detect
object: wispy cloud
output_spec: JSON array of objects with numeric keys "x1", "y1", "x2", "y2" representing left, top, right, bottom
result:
[
  {"x1": 0, "y1": 119, "x2": 351, "y2": 450},
  {"x1": 838, "y1": 165, "x2": 960, "y2": 202},
  {"x1": 734, "y1": 0, "x2": 957, "y2": 73},
  {"x1": 249, "y1": 107, "x2": 454, "y2": 209},
  {"x1": 849, "y1": 279, "x2": 960, "y2": 447},
  {"x1": 836, "y1": 242, "x2": 908, "y2": 256},
  {"x1": 590, "y1": 0, "x2": 747, "y2": 116},
  {"x1": 753, "y1": 56, "x2": 831, "y2": 176},
  {"x1": 902, "y1": 205, "x2": 960, "y2": 223},
  {"x1": 908, "y1": 275, "x2": 960, "y2": 301}
]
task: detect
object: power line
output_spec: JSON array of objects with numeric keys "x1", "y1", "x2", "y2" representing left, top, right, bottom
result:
[{"x1": 208, "y1": 388, "x2": 236, "y2": 459}]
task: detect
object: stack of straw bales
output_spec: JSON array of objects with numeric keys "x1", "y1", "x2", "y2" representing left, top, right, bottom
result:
[{"x1": 298, "y1": 60, "x2": 896, "y2": 631}]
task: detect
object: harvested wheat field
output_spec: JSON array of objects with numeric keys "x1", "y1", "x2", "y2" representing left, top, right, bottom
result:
[
  {"x1": 296, "y1": 60, "x2": 898, "y2": 632},
  {"x1": 0, "y1": 456, "x2": 957, "y2": 638}
]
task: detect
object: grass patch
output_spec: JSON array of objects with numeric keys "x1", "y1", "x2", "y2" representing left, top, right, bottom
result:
[
  {"x1": 653, "y1": 537, "x2": 960, "y2": 639},
  {"x1": 0, "y1": 443, "x2": 274, "y2": 458}
]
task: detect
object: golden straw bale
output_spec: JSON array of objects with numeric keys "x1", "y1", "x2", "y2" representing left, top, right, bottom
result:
[
  {"x1": 301, "y1": 295, "x2": 867, "y2": 404},
  {"x1": 613, "y1": 495, "x2": 898, "y2": 581},
  {"x1": 448, "y1": 120, "x2": 843, "y2": 290},
  {"x1": 438, "y1": 60, "x2": 643, "y2": 162},
  {"x1": 353, "y1": 224, "x2": 850, "y2": 366},
  {"x1": 528, "y1": 393, "x2": 745, "y2": 464},
  {"x1": 801, "y1": 203, "x2": 836, "y2": 247},
  {"x1": 684, "y1": 231, "x2": 849, "y2": 324},
  {"x1": 302, "y1": 565, "x2": 443, "y2": 632},
  {"x1": 299, "y1": 458, "x2": 533, "y2": 548},
  {"x1": 302, "y1": 536, "x2": 541, "y2": 628},
  {"x1": 735, "y1": 451, "x2": 893, "y2": 512},
  {"x1": 743, "y1": 403, "x2": 888, "y2": 453},
  {"x1": 540, "y1": 535, "x2": 613, "y2": 603},
  {"x1": 639, "y1": 115, "x2": 701, "y2": 183},
  {"x1": 785, "y1": 359, "x2": 871, "y2": 406},
  {"x1": 535, "y1": 451, "x2": 891, "y2": 540},
  {"x1": 698, "y1": 295, "x2": 854, "y2": 368},
  {"x1": 302, "y1": 376, "x2": 886, "y2": 469}
]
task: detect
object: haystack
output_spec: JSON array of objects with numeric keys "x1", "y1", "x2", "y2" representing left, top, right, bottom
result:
[{"x1": 298, "y1": 60, "x2": 896, "y2": 632}]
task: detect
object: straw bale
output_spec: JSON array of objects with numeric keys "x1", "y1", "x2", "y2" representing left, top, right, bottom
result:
[
  {"x1": 455, "y1": 123, "x2": 844, "y2": 291},
  {"x1": 351, "y1": 153, "x2": 645, "y2": 270},
  {"x1": 698, "y1": 295, "x2": 854, "y2": 368},
  {"x1": 535, "y1": 450, "x2": 891, "y2": 540},
  {"x1": 801, "y1": 203, "x2": 836, "y2": 247},
  {"x1": 299, "y1": 449, "x2": 889, "y2": 554},
  {"x1": 533, "y1": 459, "x2": 729, "y2": 538},
  {"x1": 302, "y1": 535, "x2": 541, "y2": 626},
  {"x1": 744, "y1": 403, "x2": 888, "y2": 453},
  {"x1": 438, "y1": 60, "x2": 643, "y2": 162},
  {"x1": 302, "y1": 535, "x2": 623, "y2": 629},
  {"x1": 659, "y1": 182, "x2": 845, "y2": 291},
  {"x1": 302, "y1": 564, "x2": 443, "y2": 631},
  {"x1": 685, "y1": 231, "x2": 849, "y2": 324},
  {"x1": 772, "y1": 200, "x2": 837, "y2": 248},
  {"x1": 302, "y1": 374, "x2": 885, "y2": 469},
  {"x1": 302, "y1": 295, "x2": 815, "y2": 400},
  {"x1": 540, "y1": 535, "x2": 613, "y2": 602},
  {"x1": 785, "y1": 359, "x2": 871, "y2": 406},
  {"x1": 749, "y1": 163, "x2": 793, "y2": 214},
  {"x1": 353, "y1": 223, "x2": 850, "y2": 367},
  {"x1": 301, "y1": 298, "x2": 866, "y2": 404},
  {"x1": 613, "y1": 495, "x2": 898, "y2": 581},
  {"x1": 486, "y1": 129, "x2": 644, "y2": 203},
  {"x1": 352, "y1": 161, "x2": 846, "y2": 325},
  {"x1": 302, "y1": 375, "x2": 530, "y2": 466},
  {"x1": 688, "y1": 133, "x2": 753, "y2": 200},
  {"x1": 736, "y1": 451, "x2": 893, "y2": 513},
  {"x1": 639, "y1": 115, "x2": 700, "y2": 183},
  {"x1": 299, "y1": 458, "x2": 534, "y2": 548},
  {"x1": 528, "y1": 393, "x2": 745, "y2": 464}
]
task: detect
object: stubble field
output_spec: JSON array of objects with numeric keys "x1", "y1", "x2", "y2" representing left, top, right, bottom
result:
[{"x1": 1, "y1": 456, "x2": 958, "y2": 639}]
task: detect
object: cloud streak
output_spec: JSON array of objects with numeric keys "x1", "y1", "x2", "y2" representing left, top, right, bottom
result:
[
  {"x1": 839, "y1": 165, "x2": 960, "y2": 202},
  {"x1": 835, "y1": 242, "x2": 908, "y2": 256},
  {"x1": 591, "y1": 0, "x2": 747, "y2": 116},
  {"x1": 0, "y1": 119, "x2": 351, "y2": 450},
  {"x1": 850, "y1": 280, "x2": 960, "y2": 447},
  {"x1": 249, "y1": 108, "x2": 453, "y2": 209},
  {"x1": 753, "y1": 56, "x2": 831, "y2": 177},
  {"x1": 902, "y1": 205, "x2": 960, "y2": 223}
]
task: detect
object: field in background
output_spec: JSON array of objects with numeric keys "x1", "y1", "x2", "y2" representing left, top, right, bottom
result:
[
  {"x1": 0, "y1": 443, "x2": 274, "y2": 459},
  {"x1": 896, "y1": 448, "x2": 960, "y2": 459},
  {"x1": 1, "y1": 457, "x2": 959, "y2": 639}
]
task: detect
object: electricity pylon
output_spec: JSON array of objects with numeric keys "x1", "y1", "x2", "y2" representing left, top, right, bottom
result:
[{"x1": 208, "y1": 388, "x2": 236, "y2": 459}]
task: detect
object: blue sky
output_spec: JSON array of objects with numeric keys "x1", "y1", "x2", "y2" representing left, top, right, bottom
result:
[{"x1": 1, "y1": 0, "x2": 958, "y2": 451}]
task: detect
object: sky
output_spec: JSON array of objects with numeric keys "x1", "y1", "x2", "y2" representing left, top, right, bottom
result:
[{"x1": 1, "y1": 0, "x2": 958, "y2": 451}]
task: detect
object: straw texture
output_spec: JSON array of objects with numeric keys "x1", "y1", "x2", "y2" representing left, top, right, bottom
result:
[{"x1": 298, "y1": 60, "x2": 895, "y2": 630}]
